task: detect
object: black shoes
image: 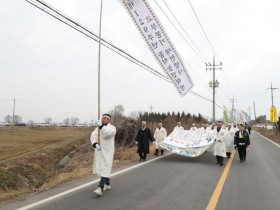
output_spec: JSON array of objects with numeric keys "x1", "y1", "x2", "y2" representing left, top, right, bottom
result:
[{"x1": 154, "y1": 149, "x2": 158, "y2": 156}]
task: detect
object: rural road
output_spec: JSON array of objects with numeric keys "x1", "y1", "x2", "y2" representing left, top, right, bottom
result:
[{"x1": 1, "y1": 131, "x2": 280, "y2": 210}]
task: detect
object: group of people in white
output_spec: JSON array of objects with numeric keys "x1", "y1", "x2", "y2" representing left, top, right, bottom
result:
[
  {"x1": 173, "y1": 121, "x2": 251, "y2": 166},
  {"x1": 90, "y1": 114, "x2": 250, "y2": 196}
]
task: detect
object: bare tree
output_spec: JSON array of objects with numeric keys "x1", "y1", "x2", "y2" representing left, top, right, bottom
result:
[
  {"x1": 44, "y1": 117, "x2": 52, "y2": 124},
  {"x1": 63, "y1": 118, "x2": 70, "y2": 126},
  {"x1": 14, "y1": 115, "x2": 22, "y2": 124},
  {"x1": 109, "y1": 104, "x2": 125, "y2": 126},
  {"x1": 129, "y1": 111, "x2": 140, "y2": 120},
  {"x1": 70, "y1": 117, "x2": 79, "y2": 126},
  {"x1": 4, "y1": 115, "x2": 12, "y2": 124}
]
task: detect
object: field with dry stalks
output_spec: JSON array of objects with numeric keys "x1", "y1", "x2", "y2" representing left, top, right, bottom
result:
[{"x1": 0, "y1": 126, "x2": 143, "y2": 202}]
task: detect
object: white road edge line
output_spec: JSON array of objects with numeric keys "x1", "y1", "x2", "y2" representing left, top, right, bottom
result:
[
  {"x1": 16, "y1": 153, "x2": 172, "y2": 210},
  {"x1": 253, "y1": 131, "x2": 280, "y2": 148}
]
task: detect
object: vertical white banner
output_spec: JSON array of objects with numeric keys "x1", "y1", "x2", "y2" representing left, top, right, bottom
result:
[{"x1": 120, "y1": 0, "x2": 193, "y2": 96}]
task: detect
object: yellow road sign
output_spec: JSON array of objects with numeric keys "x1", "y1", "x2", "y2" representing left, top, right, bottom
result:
[{"x1": 270, "y1": 106, "x2": 277, "y2": 123}]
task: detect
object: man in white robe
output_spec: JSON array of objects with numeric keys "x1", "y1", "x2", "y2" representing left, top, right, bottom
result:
[
  {"x1": 154, "y1": 123, "x2": 167, "y2": 156},
  {"x1": 190, "y1": 123, "x2": 198, "y2": 131},
  {"x1": 213, "y1": 121, "x2": 227, "y2": 166},
  {"x1": 173, "y1": 122, "x2": 184, "y2": 131},
  {"x1": 225, "y1": 123, "x2": 235, "y2": 158},
  {"x1": 90, "y1": 114, "x2": 116, "y2": 196}
]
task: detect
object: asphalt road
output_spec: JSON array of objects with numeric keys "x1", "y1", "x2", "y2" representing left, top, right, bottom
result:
[{"x1": 1, "y1": 131, "x2": 280, "y2": 210}]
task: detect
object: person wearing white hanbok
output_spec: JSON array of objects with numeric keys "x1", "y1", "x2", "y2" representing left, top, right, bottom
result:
[
  {"x1": 190, "y1": 123, "x2": 198, "y2": 131},
  {"x1": 212, "y1": 121, "x2": 227, "y2": 166},
  {"x1": 225, "y1": 123, "x2": 235, "y2": 158},
  {"x1": 173, "y1": 122, "x2": 184, "y2": 131},
  {"x1": 154, "y1": 123, "x2": 167, "y2": 156},
  {"x1": 90, "y1": 114, "x2": 116, "y2": 196}
]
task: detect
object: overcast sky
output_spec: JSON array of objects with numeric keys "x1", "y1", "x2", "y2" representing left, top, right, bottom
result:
[{"x1": 1, "y1": 0, "x2": 280, "y2": 123}]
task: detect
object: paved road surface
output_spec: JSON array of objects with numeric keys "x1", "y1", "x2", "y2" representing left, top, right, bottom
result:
[{"x1": 1, "y1": 131, "x2": 280, "y2": 210}]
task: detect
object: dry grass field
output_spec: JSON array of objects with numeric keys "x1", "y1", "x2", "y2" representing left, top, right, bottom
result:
[
  {"x1": 0, "y1": 126, "x2": 143, "y2": 202},
  {"x1": 0, "y1": 126, "x2": 92, "y2": 161},
  {"x1": 254, "y1": 127, "x2": 280, "y2": 144}
]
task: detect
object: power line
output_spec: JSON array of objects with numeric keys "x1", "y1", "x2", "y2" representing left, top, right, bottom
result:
[
  {"x1": 26, "y1": 0, "x2": 223, "y2": 109},
  {"x1": 187, "y1": 0, "x2": 220, "y2": 62},
  {"x1": 153, "y1": 0, "x2": 208, "y2": 63},
  {"x1": 26, "y1": 0, "x2": 169, "y2": 83},
  {"x1": 161, "y1": 0, "x2": 209, "y2": 63},
  {"x1": 186, "y1": 0, "x2": 234, "y2": 98}
]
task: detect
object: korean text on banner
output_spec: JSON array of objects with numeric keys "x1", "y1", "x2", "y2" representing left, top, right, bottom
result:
[
  {"x1": 270, "y1": 106, "x2": 277, "y2": 123},
  {"x1": 120, "y1": 0, "x2": 193, "y2": 96}
]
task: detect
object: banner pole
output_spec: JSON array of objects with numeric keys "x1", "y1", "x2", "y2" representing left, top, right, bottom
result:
[{"x1": 97, "y1": 0, "x2": 103, "y2": 145}]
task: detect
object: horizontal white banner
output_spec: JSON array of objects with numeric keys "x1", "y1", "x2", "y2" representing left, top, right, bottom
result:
[{"x1": 162, "y1": 129, "x2": 214, "y2": 149}]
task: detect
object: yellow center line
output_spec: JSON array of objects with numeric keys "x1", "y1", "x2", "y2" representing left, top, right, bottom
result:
[{"x1": 205, "y1": 150, "x2": 236, "y2": 210}]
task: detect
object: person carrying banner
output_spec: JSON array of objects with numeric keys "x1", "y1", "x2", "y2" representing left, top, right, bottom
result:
[
  {"x1": 173, "y1": 122, "x2": 184, "y2": 131},
  {"x1": 225, "y1": 123, "x2": 235, "y2": 158},
  {"x1": 213, "y1": 121, "x2": 227, "y2": 166},
  {"x1": 154, "y1": 123, "x2": 167, "y2": 156},
  {"x1": 90, "y1": 114, "x2": 116, "y2": 196},
  {"x1": 190, "y1": 123, "x2": 198, "y2": 131},
  {"x1": 234, "y1": 124, "x2": 250, "y2": 162},
  {"x1": 135, "y1": 121, "x2": 154, "y2": 161}
]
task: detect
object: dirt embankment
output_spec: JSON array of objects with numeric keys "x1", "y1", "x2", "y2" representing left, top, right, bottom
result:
[
  {"x1": 0, "y1": 127, "x2": 143, "y2": 203},
  {"x1": 253, "y1": 127, "x2": 280, "y2": 144}
]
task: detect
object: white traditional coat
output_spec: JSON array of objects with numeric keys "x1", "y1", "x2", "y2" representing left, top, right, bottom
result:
[
  {"x1": 190, "y1": 126, "x2": 198, "y2": 131},
  {"x1": 173, "y1": 126, "x2": 184, "y2": 131},
  {"x1": 225, "y1": 127, "x2": 235, "y2": 153},
  {"x1": 90, "y1": 123, "x2": 116, "y2": 177},
  {"x1": 212, "y1": 128, "x2": 227, "y2": 157},
  {"x1": 154, "y1": 127, "x2": 167, "y2": 149}
]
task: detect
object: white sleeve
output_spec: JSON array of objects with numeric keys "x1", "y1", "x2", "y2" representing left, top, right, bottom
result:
[{"x1": 101, "y1": 125, "x2": 116, "y2": 140}]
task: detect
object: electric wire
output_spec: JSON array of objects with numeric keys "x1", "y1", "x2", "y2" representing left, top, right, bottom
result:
[
  {"x1": 26, "y1": 0, "x2": 169, "y2": 82},
  {"x1": 153, "y1": 0, "x2": 208, "y2": 63},
  {"x1": 26, "y1": 0, "x2": 223, "y2": 110},
  {"x1": 186, "y1": 0, "x2": 234, "y2": 98},
  {"x1": 187, "y1": 0, "x2": 220, "y2": 62},
  {"x1": 161, "y1": 0, "x2": 209, "y2": 63}
]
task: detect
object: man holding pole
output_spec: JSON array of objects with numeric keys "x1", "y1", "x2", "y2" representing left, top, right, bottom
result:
[{"x1": 91, "y1": 114, "x2": 116, "y2": 196}]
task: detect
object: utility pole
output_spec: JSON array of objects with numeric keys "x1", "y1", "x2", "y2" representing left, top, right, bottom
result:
[
  {"x1": 248, "y1": 106, "x2": 251, "y2": 120},
  {"x1": 12, "y1": 98, "x2": 15, "y2": 127},
  {"x1": 206, "y1": 55, "x2": 222, "y2": 123},
  {"x1": 229, "y1": 96, "x2": 237, "y2": 111},
  {"x1": 267, "y1": 82, "x2": 279, "y2": 107},
  {"x1": 253, "y1": 101, "x2": 257, "y2": 120},
  {"x1": 148, "y1": 105, "x2": 154, "y2": 113}
]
